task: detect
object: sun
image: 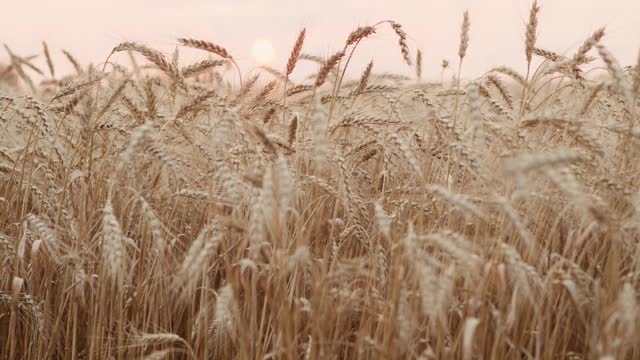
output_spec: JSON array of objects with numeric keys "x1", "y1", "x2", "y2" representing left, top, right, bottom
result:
[{"x1": 251, "y1": 39, "x2": 276, "y2": 64}]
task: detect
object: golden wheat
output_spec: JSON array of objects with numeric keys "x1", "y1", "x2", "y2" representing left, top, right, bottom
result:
[{"x1": 1, "y1": 7, "x2": 640, "y2": 360}]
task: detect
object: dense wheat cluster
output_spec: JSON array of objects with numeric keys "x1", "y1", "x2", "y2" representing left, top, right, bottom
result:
[{"x1": 1, "y1": 7, "x2": 640, "y2": 359}]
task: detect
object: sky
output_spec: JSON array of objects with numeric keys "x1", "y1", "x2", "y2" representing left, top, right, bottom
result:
[{"x1": 2, "y1": 0, "x2": 639, "y2": 82}]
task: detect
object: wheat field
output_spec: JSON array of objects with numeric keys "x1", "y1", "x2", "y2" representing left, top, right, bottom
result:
[{"x1": 1, "y1": 4, "x2": 640, "y2": 359}]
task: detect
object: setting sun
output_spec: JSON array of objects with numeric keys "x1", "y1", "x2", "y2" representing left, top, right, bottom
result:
[{"x1": 251, "y1": 38, "x2": 276, "y2": 64}]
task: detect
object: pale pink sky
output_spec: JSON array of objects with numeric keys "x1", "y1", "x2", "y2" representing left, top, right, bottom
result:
[{"x1": 2, "y1": 0, "x2": 639, "y2": 81}]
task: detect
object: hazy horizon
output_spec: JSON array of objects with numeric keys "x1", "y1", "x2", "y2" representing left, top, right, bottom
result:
[{"x1": 2, "y1": 0, "x2": 639, "y2": 82}]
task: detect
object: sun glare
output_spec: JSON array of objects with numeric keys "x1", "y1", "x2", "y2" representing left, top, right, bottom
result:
[{"x1": 251, "y1": 39, "x2": 276, "y2": 64}]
